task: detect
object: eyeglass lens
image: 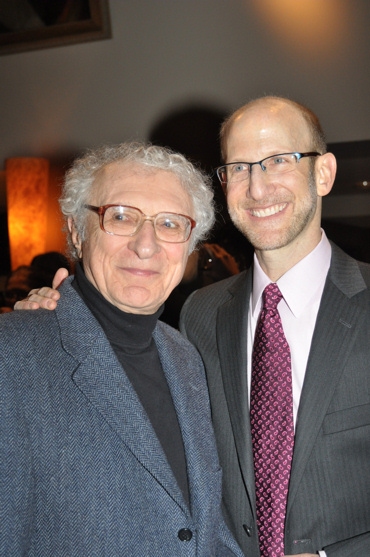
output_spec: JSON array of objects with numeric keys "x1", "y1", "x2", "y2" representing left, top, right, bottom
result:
[
  {"x1": 103, "y1": 206, "x2": 192, "y2": 242},
  {"x1": 219, "y1": 153, "x2": 313, "y2": 184}
]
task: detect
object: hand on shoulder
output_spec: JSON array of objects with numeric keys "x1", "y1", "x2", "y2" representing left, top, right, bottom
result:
[{"x1": 14, "y1": 268, "x2": 68, "y2": 311}]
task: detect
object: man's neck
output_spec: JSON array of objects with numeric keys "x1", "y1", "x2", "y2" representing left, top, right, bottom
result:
[{"x1": 255, "y1": 230, "x2": 323, "y2": 282}]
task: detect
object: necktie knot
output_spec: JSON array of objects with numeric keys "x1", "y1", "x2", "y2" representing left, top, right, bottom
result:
[{"x1": 262, "y1": 283, "x2": 282, "y2": 312}]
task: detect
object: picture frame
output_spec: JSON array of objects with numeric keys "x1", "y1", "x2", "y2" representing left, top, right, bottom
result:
[{"x1": 0, "y1": 0, "x2": 111, "y2": 56}]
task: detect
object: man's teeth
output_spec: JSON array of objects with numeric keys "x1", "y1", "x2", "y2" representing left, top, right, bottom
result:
[{"x1": 250, "y1": 204, "x2": 286, "y2": 217}]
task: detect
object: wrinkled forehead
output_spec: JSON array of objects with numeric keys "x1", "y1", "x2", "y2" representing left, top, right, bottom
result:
[
  {"x1": 90, "y1": 161, "x2": 193, "y2": 213},
  {"x1": 91, "y1": 161, "x2": 178, "y2": 193},
  {"x1": 93, "y1": 160, "x2": 159, "y2": 184}
]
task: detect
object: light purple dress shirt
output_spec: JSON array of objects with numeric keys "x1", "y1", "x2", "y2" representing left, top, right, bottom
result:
[{"x1": 248, "y1": 230, "x2": 332, "y2": 425}]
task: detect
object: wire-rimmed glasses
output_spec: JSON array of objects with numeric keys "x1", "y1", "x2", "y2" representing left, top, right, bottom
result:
[
  {"x1": 84, "y1": 204, "x2": 196, "y2": 243},
  {"x1": 216, "y1": 151, "x2": 321, "y2": 185}
]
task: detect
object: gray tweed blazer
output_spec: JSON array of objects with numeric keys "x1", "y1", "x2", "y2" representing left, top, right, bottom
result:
[{"x1": 0, "y1": 278, "x2": 243, "y2": 557}]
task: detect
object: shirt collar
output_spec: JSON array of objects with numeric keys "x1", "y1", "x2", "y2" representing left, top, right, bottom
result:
[{"x1": 252, "y1": 230, "x2": 332, "y2": 318}]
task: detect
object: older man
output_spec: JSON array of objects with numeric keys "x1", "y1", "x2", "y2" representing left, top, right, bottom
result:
[{"x1": 0, "y1": 142, "x2": 243, "y2": 557}]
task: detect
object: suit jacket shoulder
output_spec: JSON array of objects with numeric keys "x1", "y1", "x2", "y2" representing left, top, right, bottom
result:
[
  {"x1": 180, "y1": 270, "x2": 251, "y2": 340},
  {"x1": 329, "y1": 241, "x2": 370, "y2": 293}
]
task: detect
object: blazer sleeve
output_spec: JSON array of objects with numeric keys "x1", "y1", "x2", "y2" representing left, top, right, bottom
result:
[{"x1": 0, "y1": 322, "x2": 34, "y2": 554}]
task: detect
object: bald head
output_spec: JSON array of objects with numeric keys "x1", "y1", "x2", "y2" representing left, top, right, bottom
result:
[{"x1": 220, "y1": 96, "x2": 327, "y2": 162}]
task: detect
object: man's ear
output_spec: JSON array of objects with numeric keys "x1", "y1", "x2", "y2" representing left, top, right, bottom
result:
[
  {"x1": 68, "y1": 217, "x2": 83, "y2": 259},
  {"x1": 315, "y1": 152, "x2": 337, "y2": 197}
]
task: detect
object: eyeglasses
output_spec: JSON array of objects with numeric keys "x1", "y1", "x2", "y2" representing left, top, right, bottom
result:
[
  {"x1": 216, "y1": 151, "x2": 321, "y2": 185},
  {"x1": 84, "y1": 204, "x2": 196, "y2": 243}
]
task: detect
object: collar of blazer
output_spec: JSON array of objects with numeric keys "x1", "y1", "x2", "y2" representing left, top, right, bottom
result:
[
  {"x1": 54, "y1": 279, "x2": 189, "y2": 512},
  {"x1": 55, "y1": 278, "x2": 223, "y2": 518}
]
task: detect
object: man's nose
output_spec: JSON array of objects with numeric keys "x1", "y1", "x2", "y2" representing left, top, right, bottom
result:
[
  {"x1": 127, "y1": 220, "x2": 161, "y2": 258},
  {"x1": 247, "y1": 165, "x2": 275, "y2": 200}
]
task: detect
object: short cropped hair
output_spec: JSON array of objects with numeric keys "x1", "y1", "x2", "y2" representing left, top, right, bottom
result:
[
  {"x1": 220, "y1": 96, "x2": 327, "y2": 162},
  {"x1": 60, "y1": 142, "x2": 215, "y2": 259}
]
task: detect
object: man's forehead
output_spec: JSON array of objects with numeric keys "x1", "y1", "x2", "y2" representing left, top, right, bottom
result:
[
  {"x1": 226, "y1": 102, "x2": 311, "y2": 155},
  {"x1": 92, "y1": 163, "x2": 180, "y2": 194},
  {"x1": 90, "y1": 161, "x2": 191, "y2": 212},
  {"x1": 97, "y1": 161, "x2": 149, "y2": 178},
  {"x1": 233, "y1": 100, "x2": 306, "y2": 130}
]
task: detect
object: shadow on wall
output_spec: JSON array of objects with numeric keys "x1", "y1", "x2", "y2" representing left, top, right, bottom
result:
[{"x1": 148, "y1": 104, "x2": 254, "y2": 271}]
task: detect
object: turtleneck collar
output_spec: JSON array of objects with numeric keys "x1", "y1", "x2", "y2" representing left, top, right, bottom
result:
[{"x1": 72, "y1": 262, "x2": 164, "y2": 351}]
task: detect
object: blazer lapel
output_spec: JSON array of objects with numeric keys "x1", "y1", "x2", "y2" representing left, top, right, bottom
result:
[
  {"x1": 216, "y1": 271, "x2": 257, "y2": 512},
  {"x1": 154, "y1": 322, "x2": 225, "y2": 526},
  {"x1": 287, "y1": 245, "x2": 368, "y2": 514},
  {"x1": 56, "y1": 282, "x2": 187, "y2": 512}
]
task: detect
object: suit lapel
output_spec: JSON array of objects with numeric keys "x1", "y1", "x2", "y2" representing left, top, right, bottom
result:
[
  {"x1": 287, "y1": 246, "x2": 368, "y2": 514},
  {"x1": 154, "y1": 323, "x2": 221, "y2": 520},
  {"x1": 56, "y1": 281, "x2": 187, "y2": 512},
  {"x1": 216, "y1": 271, "x2": 257, "y2": 511}
]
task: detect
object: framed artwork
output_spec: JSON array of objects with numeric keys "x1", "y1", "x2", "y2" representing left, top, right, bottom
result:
[{"x1": 0, "y1": 0, "x2": 111, "y2": 55}]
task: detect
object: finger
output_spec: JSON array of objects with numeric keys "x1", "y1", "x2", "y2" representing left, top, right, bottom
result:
[
  {"x1": 14, "y1": 288, "x2": 60, "y2": 311},
  {"x1": 15, "y1": 297, "x2": 57, "y2": 310},
  {"x1": 14, "y1": 299, "x2": 42, "y2": 310},
  {"x1": 52, "y1": 267, "x2": 69, "y2": 289},
  {"x1": 35, "y1": 286, "x2": 61, "y2": 300},
  {"x1": 26, "y1": 288, "x2": 41, "y2": 296}
]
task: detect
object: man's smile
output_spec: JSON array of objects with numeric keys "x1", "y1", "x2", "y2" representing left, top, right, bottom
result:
[{"x1": 248, "y1": 203, "x2": 288, "y2": 218}]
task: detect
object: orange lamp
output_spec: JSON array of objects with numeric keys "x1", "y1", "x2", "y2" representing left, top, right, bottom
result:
[{"x1": 6, "y1": 158, "x2": 49, "y2": 270}]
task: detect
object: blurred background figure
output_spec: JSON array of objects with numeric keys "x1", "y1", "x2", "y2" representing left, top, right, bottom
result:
[
  {"x1": 161, "y1": 242, "x2": 240, "y2": 328},
  {"x1": 30, "y1": 250, "x2": 71, "y2": 286},
  {"x1": 0, "y1": 251, "x2": 70, "y2": 312},
  {"x1": 0, "y1": 265, "x2": 34, "y2": 313}
]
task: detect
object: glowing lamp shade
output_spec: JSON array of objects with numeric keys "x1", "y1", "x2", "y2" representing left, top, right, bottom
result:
[{"x1": 6, "y1": 158, "x2": 49, "y2": 270}]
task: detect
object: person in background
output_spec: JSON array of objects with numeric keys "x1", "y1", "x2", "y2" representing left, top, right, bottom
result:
[
  {"x1": 0, "y1": 252, "x2": 71, "y2": 313},
  {"x1": 0, "y1": 142, "x2": 243, "y2": 557},
  {"x1": 0, "y1": 265, "x2": 34, "y2": 313},
  {"x1": 15, "y1": 97, "x2": 370, "y2": 557},
  {"x1": 161, "y1": 242, "x2": 240, "y2": 328},
  {"x1": 30, "y1": 250, "x2": 71, "y2": 285}
]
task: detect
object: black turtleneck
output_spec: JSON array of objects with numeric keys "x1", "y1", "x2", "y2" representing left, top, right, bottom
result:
[{"x1": 72, "y1": 263, "x2": 189, "y2": 507}]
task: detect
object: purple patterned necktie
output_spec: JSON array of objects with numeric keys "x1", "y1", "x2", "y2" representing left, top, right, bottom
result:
[{"x1": 250, "y1": 283, "x2": 294, "y2": 557}]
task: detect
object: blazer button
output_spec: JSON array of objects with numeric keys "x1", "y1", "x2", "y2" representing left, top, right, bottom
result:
[
  {"x1": 243, "y1": 524, "x2": 252, "y2": 537},
  {"x1": 178, "y1": 528, "x2": 193, "y2": 541}
]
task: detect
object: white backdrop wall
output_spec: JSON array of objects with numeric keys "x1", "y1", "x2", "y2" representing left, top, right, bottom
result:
[{"x1": 0, "y1": 0, "x2": 369, "y2": 167}]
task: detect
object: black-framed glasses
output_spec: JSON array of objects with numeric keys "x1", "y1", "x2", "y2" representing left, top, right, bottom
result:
[
  {"x1": 216, "y1": 151, "x2": 321, "y2": 185},
  {"x1": 84, "y1": 204, "x2": 196, "y2": 243}
]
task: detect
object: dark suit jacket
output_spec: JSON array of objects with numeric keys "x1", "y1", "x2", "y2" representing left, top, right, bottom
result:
[
  {"x1": 180, "y1": 243, "x2": 370, "y2": 556},
  {"x1": 0, "y1": 278, "x2": 243, "y2": 557}
]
